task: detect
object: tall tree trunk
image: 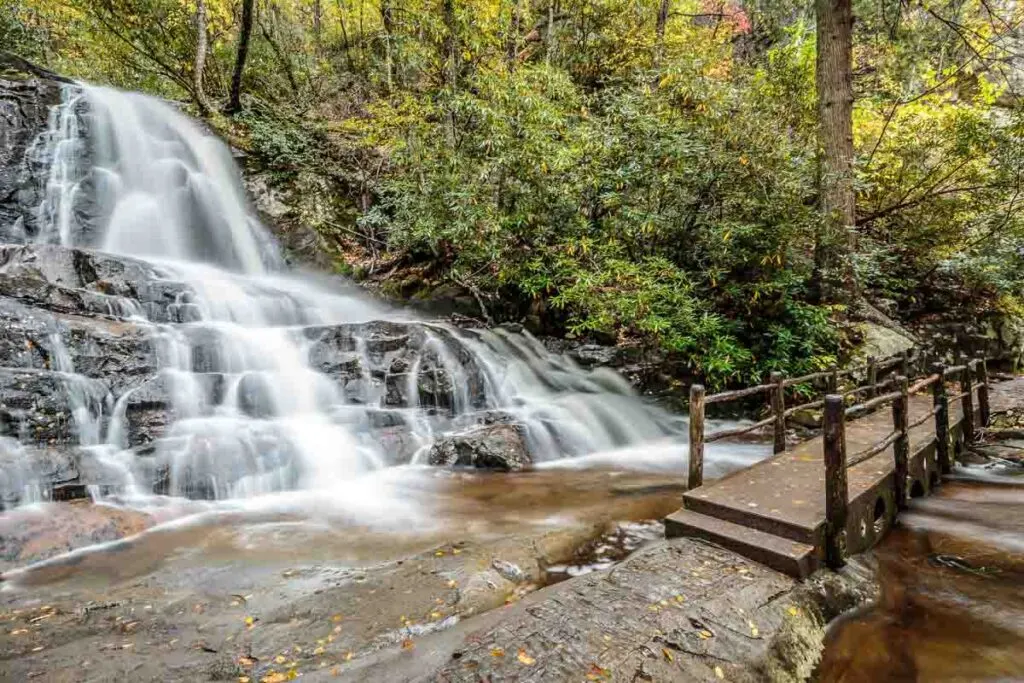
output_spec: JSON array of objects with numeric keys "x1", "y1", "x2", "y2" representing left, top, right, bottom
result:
[
  {"x1": 655, "y1": 0, "x2": 669, "y2": 65},
  {"x1": 442, "y1": 0, "x2": 458, "y2": 87},
  {"x1": 227, "y1": 0, "x2": 254, "y2": 113},
  {"x1": 504, "y1": 0, "x2": 522, "y2": 68},
  {"x1": 381, "y1": 0, "x2": 394, "y2": 92},
  {"x1": 814, "y1": 0, "x2": 857, "y2": 304},
  {"x1": 545, "y1": 2, "x2": 554, "y2": 65},
  {"x1": 193, "y1": 0, "x2": 214, "y2": 114},
  {"x1": 313, "y1": 0, "x2": 322, "y2": 51},
  {"x1": 259, "y1": 7, "x2": 300, "y2": 95}
]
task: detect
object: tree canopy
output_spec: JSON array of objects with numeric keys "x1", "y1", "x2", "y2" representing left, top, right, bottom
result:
[{"x1": 5, "y1": 0, "x2": 1024, "y2": 387}]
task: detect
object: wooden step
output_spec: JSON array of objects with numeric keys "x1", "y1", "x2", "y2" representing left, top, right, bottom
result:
[
  {"x1": 664, "y1": 508, "x2": 818, "y2": 578},
  {"x1": 683, "y1": 488, "x2": 820, "y2": 545}
]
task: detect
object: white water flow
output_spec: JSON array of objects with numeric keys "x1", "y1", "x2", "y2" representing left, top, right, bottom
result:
[{"x1": 13, "y1": 84, "x2": 762, "y2": 522}]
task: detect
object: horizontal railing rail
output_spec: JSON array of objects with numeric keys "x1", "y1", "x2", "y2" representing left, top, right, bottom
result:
[
  {"x1": 822, "y1": 358, "x2": 991, "y2": 569},
  {"x1": 687, "y1": 347, "x2": 934, "y2": 489}
]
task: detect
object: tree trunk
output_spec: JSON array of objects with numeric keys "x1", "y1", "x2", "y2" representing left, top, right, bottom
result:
[
  {"x1": 381, "y1": 0, "x2": 394, "y2": 92},
  {"x1": 442, "y1": 0, "x2": 458, "y2": 87},
  {"x1": 227, "y1": 0, "x2": 254, "y2": 113},
  {"x1": 545, "y1": 2, "x2": 554, "y2": 65},
  {"x1": 655, "y1": 0, "x2": 669, "y2": 65},
  {"x1": 313, "y1": 0, "x2": 322, "y2": 51},
  {"x1": 505, "y1": 0, "x2": 522, "y2": 68},
  {"x1": 813, "y1": 0, "x2": 857, "y2": 303},
  {"x1": 193, "y1": 0, "x2": 214, "y2": 114}
]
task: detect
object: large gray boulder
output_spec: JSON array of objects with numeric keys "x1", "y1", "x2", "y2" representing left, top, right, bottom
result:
[{"x1": 427, "y1": 423, "x2": 531, "y2": 471}]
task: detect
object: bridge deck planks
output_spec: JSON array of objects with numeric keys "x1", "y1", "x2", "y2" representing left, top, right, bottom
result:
[{"x1": 681, "y1": 395, "x2": 963, "y2": 547}]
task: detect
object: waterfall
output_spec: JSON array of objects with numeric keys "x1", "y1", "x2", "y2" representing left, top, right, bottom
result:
[{"x1": 0, "y1": 82, "x2": 746, "y2": 518}]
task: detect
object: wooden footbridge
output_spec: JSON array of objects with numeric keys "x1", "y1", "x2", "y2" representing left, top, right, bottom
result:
[{"x1": 665, "y1": 351, "x2": 991, "y2": 577}]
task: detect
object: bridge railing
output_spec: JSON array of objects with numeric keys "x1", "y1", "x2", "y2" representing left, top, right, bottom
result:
[
  {"x1": 687, "y1": 348, "x2": 927, "y2": 490},
  {"x1": 821, "y1": 358, "x2": 991, "y2": 568}
]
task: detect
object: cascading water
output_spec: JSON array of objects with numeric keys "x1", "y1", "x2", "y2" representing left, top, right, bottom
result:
[{"x1": 2, "y1": 83, "x2": 759, "y2": 523}]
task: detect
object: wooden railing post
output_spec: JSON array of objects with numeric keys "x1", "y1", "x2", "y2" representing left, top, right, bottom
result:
[
  {"x1": 962, "y1": 362, "x2": 975, "y2": 444},
  {"x1": 892, "y1": 375, "x2": 910, "y2": 511},
  {"x1": 932, "y1": 364, "x2": 951, "y2": 475},
  {"x1": 899, "y1": 350, "x2": 910, "y2": 379},
  {"x1": 688, "y1": 384, "x2": 705, "y2": 490},
  {"x1": 826, "y1": 366, "x2": 839, "y2": 394},
  {"x1": 823, "y1": 395, "x2": 848, "y2": 569},
  {"x1": 977, "y1": 357, "x2": 990, "y2": 428},
  {"x1": 770, "y1": 371, "x2": 786, "y2": 454},
  {"x1": 867, "y1": 356, "x2": 878, "y2": 398}
]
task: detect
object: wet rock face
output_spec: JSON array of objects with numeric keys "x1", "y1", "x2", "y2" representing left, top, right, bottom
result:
[
  {"x1": 303, "y1": 321, "x2": 489, "y2": 412},
  {"x1": 0, "y1": 76, "x2": 62, "y2": 243},
  {"x1": 427, "y1": 423, "x2": 531, "y2": 471}
]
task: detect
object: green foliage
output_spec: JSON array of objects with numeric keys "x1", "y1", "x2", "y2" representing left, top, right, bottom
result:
[{"x1": 9, "y1": 0, "x2": 1024, "y2": 387}]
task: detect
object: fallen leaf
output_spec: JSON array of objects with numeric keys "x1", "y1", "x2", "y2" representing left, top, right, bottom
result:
[
  {"x1": 332, "y1": 614, "x2": 343, "y2": 623},
  {"x1": 238, "y1": 678, "x2": 250, "y2": 683},
  {"x1": 313, "y1": 646, "x2": 325, "y2": 655},
  {"x1": 430, "y1": 611, "x2": 442, "y2": 619},
  {"x1": 446, "y1": 580, "x2": 457, "y2": 588},
  {"x1": 238, "y1": 656, "x2": 256, "y2": 668},
  {"x1": 699, "y1": 630, "x2": 713, "y2": 639},
  {"x1": 344, "y1": 652, "x2": 353, "y2": 661},
  {"x1": 715, "y1": 665, "x2": 725, "y2": 678},
  {"x1": 490, "y1": 647, "x2": 505, "y2": 657},
  {"x1": 244, "y1": 616, "x2": 255, "y2": 629},
  {"x1": 787, "y1": 606, "x2": 799, "y2": 617},
  {"x1": 517, "y1": 648, "x2": 536, "y2": 665},
  {"x1": 662, "y1": 648, "x2": 674, "y2": 662},
  {"x1": 275, "y1": 655, "x2": 287, "y2": 664},
  {"x1": 748, "y1": 620, "x2": 759, "y2": 638},
  {"x1": 401, "y1": 639, "x2": 415, "y2": 650}
]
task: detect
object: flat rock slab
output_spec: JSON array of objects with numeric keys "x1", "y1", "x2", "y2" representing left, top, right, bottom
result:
[{"x1": 326, "y1": 538, "x2": 867, "y2": 683}]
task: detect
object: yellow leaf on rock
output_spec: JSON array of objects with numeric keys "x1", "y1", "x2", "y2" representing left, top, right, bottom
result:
[
  {"x1": 401, "y1": 638, "x2": 415, "y2": 650},
  {"x1": 662, "y1": 648, "x2": 674, "y2": 662},
  {"x1": 275, "y1": 655, "x2": 287, "y2": 664},
  {"x1": 344, "y1": 652, "x2": 354, "y2": 661},
  {"x1": 715, "y1": 665, "x2": 725, "y2": 678},
  {"x1": 787, "y1": 606, "x2": 799, "y2": 617},
  {"x1": 517, "y1": 648, "x2": 536, "y2": 665},
  {"x1": 490, "y1": 647, "x2": 505, "y2": 657}
]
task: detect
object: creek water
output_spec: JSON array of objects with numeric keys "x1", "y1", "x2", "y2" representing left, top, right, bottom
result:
[{"x1": 818, "y1": 466, "x2": 1024, "y2": 682}]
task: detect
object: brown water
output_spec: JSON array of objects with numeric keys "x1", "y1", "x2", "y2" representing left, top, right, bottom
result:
[
  {"x1": 1, "y1": 467, "x2": 684, "y2": 590},
  {"x1": 818, "y1": 473, "x2": 1024, "y2": 682}
]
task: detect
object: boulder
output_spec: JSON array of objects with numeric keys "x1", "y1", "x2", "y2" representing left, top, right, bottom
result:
[{"x1": 427, "y1": 423, "x2": 531, "y2": 471}]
